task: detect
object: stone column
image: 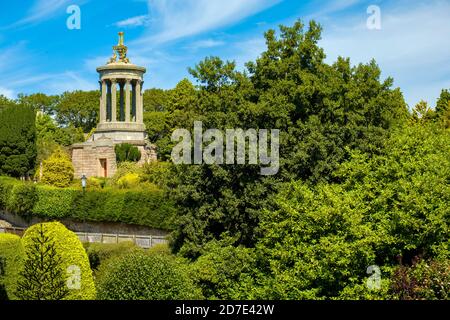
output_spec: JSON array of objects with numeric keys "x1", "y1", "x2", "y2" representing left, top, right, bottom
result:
[
  {"x1": 100, "y1": 80, "x2": 107, "y2": 123},
  {"x1": 111, "y1": 80, "x2": 117, "y2": 122},
  {"x1": 119, "y1": 81, "x2": 125, "y2": 121},
  {"x1": 125, "y1": 79, "x2": 131, "y2": 122},
  {"x1": 135, "y1": 80, "x2": 142, "y2": 123}
]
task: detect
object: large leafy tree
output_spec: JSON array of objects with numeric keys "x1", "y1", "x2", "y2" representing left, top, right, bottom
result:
[
  {"x1": 143, "y1": 88, "x2": 169, "y2": 112},
  {"x1": 170, "y1": 20, "x2": 408, "y2": 258},
  {"x1": 0, "y1": 103, "x2": 37, "y2": 178},
  {"x1": 256, "y1": 122, "x2": 450, "y2": 299},
  {"x1": 55, "y1": 90, "x2": 99, "y2": 132},
  {"x1": 144, "y1": 79, "x2": 199, "y2": 160},
  {"x1": 17, "y1": 93, "x2": 60, "y2": 116}
]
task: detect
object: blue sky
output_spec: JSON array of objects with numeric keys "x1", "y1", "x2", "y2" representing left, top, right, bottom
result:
[{"x1": 0, "y1": 0, "x2": 449, "y2": 108}]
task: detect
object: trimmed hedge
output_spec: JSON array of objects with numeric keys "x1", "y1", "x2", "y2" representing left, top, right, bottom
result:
[
  {"x1": 96, "y1": 251, "x2": 202, "y2": 300},
  {"x1": 0, "y1": 176, "x2": 176, "y2": 230},
  {"x1": 20, "y1": 222, "x2": 96, "y2": 300},
  {"x1": 0, "y1": 233, "x2": 24, "y2": 300}
]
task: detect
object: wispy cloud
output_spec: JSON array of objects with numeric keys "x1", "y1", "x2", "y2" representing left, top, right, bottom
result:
[
  {"x1": 320, "y1": 0, "x2": 450, "y2": 107},
  {"x1": 4, "y1": 0, "x2": 85, "y2": 29},
  {"x1": 114, "y1": 15, "x2": 151, "y2": 28},
  {"x1": 0, "y1": 87, "x2": 15, "y2": 99},
  {"x1": 187, "y1": 39, "x2": 225, "y2": 50},
  {"x1": 135, "y1": 0, "x2": 281, "y2": 44}
]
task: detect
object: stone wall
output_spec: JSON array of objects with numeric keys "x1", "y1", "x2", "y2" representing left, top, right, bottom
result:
[
  {"x1": 0, "y1": 210, "x2": 168, "y2": 237},
  {"x1": 72, "y1": 138, "x2": 157, "y2": 179}
]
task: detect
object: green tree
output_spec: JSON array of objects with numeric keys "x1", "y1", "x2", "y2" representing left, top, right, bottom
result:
[
  {"x1": 55, "y1": 90, "x2": 99, "y2": 132},
  {"x1": 143, "y1": 79, "x2": 199, "y2": 160},
  {"x1": 143, "y1": 88, "x2": 169, "y2": 112},
  {"x1": 170, "y1": 20, "x2": 407, "y2": 258},
  {"x1": 0, "y1": 104, "x2": 37, "y2": 178},
  {"x1": 114, "y1": 143, "x2": 141, "y2": 163},
  {"x1": 0, "y1": 95, "x2": 16, "y2": 111},
  {"x1": 18, "y1": 222, "x2": 96, "y2": 300},
  {"x1": 15, "y1": 224, "x2": 69, "y2": 300},
  {"x1": 435, "y1": 89, "x2": 450, "y2": 116},
  {"x1": 412, "y1": 100, "x2": 434, "y2": 124},
  {"x1": 17, "y1": 93, "x2": 59, "y2": 115},
  {"x1": 255, "y1": 122, "x2": 449, "y2": 299}
]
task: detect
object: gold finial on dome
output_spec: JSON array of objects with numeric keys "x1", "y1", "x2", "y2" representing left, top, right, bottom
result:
[{"x1": 108, "y1": 32, "x2": 130, "y2": 64}]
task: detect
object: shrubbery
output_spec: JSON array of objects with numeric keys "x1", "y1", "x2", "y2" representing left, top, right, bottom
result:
[
  {"x1": 115, "y1": 143, "x2": 141, "y2": 163},
  {"x1": 41, "y1": 147, "x2": 74, "y2": 187},
  {"x1": 97, "y1": 251, "x2": 202, "y2": 300},
  {"x1": 0, "y1": 177, "x2": 176, "y2": 230},
  {"x1": 84, "y1": 242, "x2": 139, "y2": 272},
  {"x1": 0, "y1": 233, "x2": 24, "y2": 300},
  {"x1": 116, "y1": 173, "x2": 140, "y2": 189},
  {"x1": 18, "y1": 222, "x2": 96, "y2": 300},
  {"x1": 390, "y1": 258, "x2": 450, "y2": 300},
  {"x1": 6, "y1": 183, "x2": 37, "y2": 220}
]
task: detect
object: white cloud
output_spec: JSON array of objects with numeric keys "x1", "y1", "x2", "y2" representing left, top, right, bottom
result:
[
  {"x1": 114, "y1": 15, "x2": 151, "y2": 28},
  {"x1": 0, "y1": 86, "x2": 15, "y2": 99},
  {"x1": 5, "y1": 0, "x2": 77, "y2": 28},
  {"x1": 320, "y1": 1, "x2": 450, "y2": 107},
  {"x1": 135, "y1": 0, "x2": 281, "y2": 44},
  {"x1": 187, "y1": 39, "x2": 225, "y2": 50}
]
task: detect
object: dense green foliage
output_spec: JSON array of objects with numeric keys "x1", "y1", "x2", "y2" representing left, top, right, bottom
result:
[
  {"x1": 97, "y1": 250, "x2": 201, "y2": 300},
  {"x1": 18, "y1": 222, "x2": 96, "y2": 300},
  {"x1": 56, "y1": 90, "x2": 99, "y2": 132},
  {"x1": 1, "y1": 19, "x2": 448, "y2": 300},
  {"x1": 84, "y1": 242, "x2": 139, "y2": 273},
  {"x1": 114, "y1": 143, "x2": 141, "y2": 163},
  {"x1": 16, "y1": 224, "x2": 70, "y2": 300},
  {"x1": 0, "y1": 233, "x2": 24, "y2": 300},
  {"x1": 0, "y1": 103, "x2": 37, "y2": 178},
  {"x1": 35, "y1": 113, "x2": 84, "y2": 165},
  {"x1": 169, "y1": 21, "x2": 408, "y2": 258},
  {"x1": 0, "y1": 176, "x2": 176, "y2": 230},
  {"x1": 41, "y1": 147, "x2": 74, "y2": 187}
]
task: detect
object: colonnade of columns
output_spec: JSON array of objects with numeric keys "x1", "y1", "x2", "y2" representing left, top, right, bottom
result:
[{"x1": 99, "y1": 79, "x2": 143, "y2": 124}]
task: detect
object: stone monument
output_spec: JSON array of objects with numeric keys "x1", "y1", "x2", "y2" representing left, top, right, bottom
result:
[{"x1": 71, "y1": 32, "x2": 156, "y2": 178}]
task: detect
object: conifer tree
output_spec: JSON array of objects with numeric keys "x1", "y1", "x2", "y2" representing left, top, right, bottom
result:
[{"x1": 15, "y1": 224, "x2": 69, "y2": 300}]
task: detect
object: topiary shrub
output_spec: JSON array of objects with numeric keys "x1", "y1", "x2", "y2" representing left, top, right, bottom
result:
[
  {"x1": 32, "y1": 185, "x2": 78, "y2": 218},
  {"x1": 0, "y1": 233, "x2": 25, "y2": 300},
  {"x1": 41, "y1": 147, "x2": 74, "y2": 188},
  {"x1": 6, "y1": 183, "x2": 37, "y2": 220},
  {"x1": 0, "y1": 177, "x2": 18, "y2": 209},
  {"x1": 97, "y1": 251, "x2": 202, "y2": 300},
  {"x1": 84, "y1": 241, "x2": 139, "y2": 272},
  {"x1": 18, "y1": 222, "x2": 96, "y2": 300},
  {"x1": 115, "y1": 143, "x2": 141, "y2": 163}
]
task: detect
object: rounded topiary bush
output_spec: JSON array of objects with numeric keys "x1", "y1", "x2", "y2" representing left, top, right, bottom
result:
[
  {"x1": 0, "y1": 233, "x2": 25, "y2": 300},
  {"x1": 17, "y1": 222, "x2": 96, "y2": 300},
  {"x1": 97, "y1": 251, "x2": 202, "y2": 300},
  {"x1": 41, "y1": 147, "x2": 74, "y2": 188}
]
